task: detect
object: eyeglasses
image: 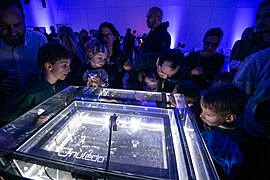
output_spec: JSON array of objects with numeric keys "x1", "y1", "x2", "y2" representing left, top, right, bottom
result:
[
  {"x1": 203, "y1": 40, "x2": 219, "y2": 47},
  {"x1": 102, "y1": 33, "x2": 113, "y2": 39}
]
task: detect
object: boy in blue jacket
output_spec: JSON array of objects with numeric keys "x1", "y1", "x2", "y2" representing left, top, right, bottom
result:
[{"x1": 200, "y1": 83, "x2": 255, "y2": 179}]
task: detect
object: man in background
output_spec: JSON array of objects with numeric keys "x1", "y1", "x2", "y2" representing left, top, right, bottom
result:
[
  {"x1": 140, "y1": 6, "x2": 171, "y2": 55},
  {"x1": 123, "y1": 27, "x2": 135, "y2": 64}
]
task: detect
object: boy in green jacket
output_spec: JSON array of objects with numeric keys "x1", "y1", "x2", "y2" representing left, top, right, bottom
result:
[{"x1": 0, "y1": 43, "x2": 72, "y2": 127}]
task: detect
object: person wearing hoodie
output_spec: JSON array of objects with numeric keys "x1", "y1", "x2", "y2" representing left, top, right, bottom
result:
[
  {"x1": 140, "y1": 6, "x2": 171, "y2": 55},
  {"x1": 0, "y1": 43, "x2": 72, "y2": 127}
]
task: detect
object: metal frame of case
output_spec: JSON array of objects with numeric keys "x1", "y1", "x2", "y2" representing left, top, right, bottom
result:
[{"x1": 0, "y1": 86, "x2": 219, "y2": 180}]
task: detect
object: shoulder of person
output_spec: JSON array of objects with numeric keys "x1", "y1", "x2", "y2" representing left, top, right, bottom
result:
[
  {"x1": 26, "y1": 29, "x2": 48, "y2": 43},
  {"x1": 185, "y1": 51, "x2": 198, "y2": 58},
  {"x1": 202, "y1": 129, "x2": 243, "y2": 174},
  {"x1": 24, "y1": 77, "x2": 54, "y2": 95},
  {"x1": 215, "y1": 52, "x2": 225, "y2": 59}
]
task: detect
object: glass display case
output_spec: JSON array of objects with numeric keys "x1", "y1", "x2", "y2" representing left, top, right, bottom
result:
[{"x1": 0, "y1": 86, "x2": 219, "y2": 180}]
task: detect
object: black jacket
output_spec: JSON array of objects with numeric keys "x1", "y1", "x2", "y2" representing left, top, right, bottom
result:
[{"x1": 141, "y1": 21, "x2": 171, "y2": 54}]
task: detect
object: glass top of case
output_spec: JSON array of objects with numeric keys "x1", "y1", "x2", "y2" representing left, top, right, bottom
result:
[
  {"x1": 16, "y1": 101, "x2": 179, "y2": 179},
  {"x1": 0, "y1": 86, "x2": 219, "y2": 180}
]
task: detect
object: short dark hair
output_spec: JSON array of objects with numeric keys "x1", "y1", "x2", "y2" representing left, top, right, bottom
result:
[
  {"x1": 38, "y1": 43, "x2": 73, "y2": 70},
  {"x1": 203, "y1": 27, "x2": 223, "y2": 41},
  {"x1": 149, "y1": 6, "x2": 163, "y2": 19},
  {"x1": 158, "y1": 49, "x2": 185, "y2": 70},
  {"x1": 0, "y1": 0, "x2": 24, "y2": 18},
  {"x1": 80, "y1": 29, "x2": 88, "y2": 36},
  {"x1": 174, "y1": 80, "x2": 201, "y2": 103},
  {"x1": 258, "y1": 0, "x2": 270, "y2": 10},
  {"x1": 201, "y1": 83, "x2": 247, "y2": 118}
]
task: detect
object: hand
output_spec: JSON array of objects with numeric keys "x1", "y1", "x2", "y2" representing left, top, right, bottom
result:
[
  {"x1": 191, "y1": 67, "x2": 203, "y2": 76},
  {"x1": 86, "y1": 76, "x2": 96, "y2": 86},
  {"x1": 134, "y1": 93, "x2": 147, "y2": 101},
  {"x1": 91, "y1": 75, "x2": 106, "y2": 87},
  {"x1": 86, "y1": 76, "x2": 106, "y2": 87},
  {"x1": 35, "y1": 115, "x2": 51, "y2": 127}
]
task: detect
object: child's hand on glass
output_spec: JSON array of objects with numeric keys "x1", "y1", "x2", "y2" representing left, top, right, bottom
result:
[{"x1": 87, "y1": 74, "x2": 106, "y2": 87}]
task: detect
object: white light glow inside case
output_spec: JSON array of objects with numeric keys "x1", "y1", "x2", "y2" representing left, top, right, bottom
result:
[{"x1": 130, "y1": 117, "x2": 141, "y2": 132}]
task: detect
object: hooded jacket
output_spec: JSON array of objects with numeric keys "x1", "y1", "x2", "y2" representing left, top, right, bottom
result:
[{"x1": 141, "y1": 21, "x2": 171, "y2": 54}]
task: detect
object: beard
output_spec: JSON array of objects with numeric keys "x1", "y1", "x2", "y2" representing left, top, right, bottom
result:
[
  {"x1": 1, "y1": 31, "x2": 25, "y2": 47},
  {"x1": 256, "y1": 25, "x2": 270, "y2": 34}
]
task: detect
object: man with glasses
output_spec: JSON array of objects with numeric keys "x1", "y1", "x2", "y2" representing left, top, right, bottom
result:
[
  {"x1": 126, "y1": 48, "x2": 188, "y2": 92},
  {"x1": 0, "y1": 0, "x2": 47, "y2": 109}
]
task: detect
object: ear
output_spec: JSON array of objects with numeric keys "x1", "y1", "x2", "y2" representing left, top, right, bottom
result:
[
  {"x1": 137, "y1": 73, "x2": 144, "y2": 83},
  {"x1": 88, "y1": 52, "x2": 94, "y2": 60},
  {"x1": 45, "y1": 62, "x2": 53, "y2": 70},
  {"x1": 156, "y1": 57, "x2": 160, "y2": 67},
  {"x1": 156, "y1": 16, "x2": 161, "y2": 22},
  {"x1": 225, "y1": 114, "x2": 236, "y2": 123}
]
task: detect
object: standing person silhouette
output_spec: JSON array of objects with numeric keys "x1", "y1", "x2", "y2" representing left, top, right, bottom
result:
[{"x1": 140, "y1": 6, "x2": 171, "y2": 55}]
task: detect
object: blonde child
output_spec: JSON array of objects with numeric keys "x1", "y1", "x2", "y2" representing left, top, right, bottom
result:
[{"x1": 76, "y1": 40, "x2": 110, "y2": 87}]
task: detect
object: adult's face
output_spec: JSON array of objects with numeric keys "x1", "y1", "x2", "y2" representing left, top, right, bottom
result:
[
  {"x1": 146, "y1": 9, "x2": 159, "y2": 29},
  {"x1": 256, "y1": 4, "x2": 270, "y2": 34},
  {"x1": 0, "y1": 5, "x2": 25, "y2": 47},
  {"x1": 101, "y1": 27, "x2": 114, "y2": 48},
  {"x1": 202, "y1": 36, "x2": 220, "y2": 56},
  {"x1": 156, "y1": 59, "x2": 180, "y2": 79}
]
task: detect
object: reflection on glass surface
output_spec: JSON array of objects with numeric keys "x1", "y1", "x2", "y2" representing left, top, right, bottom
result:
[
  {"x1": 77, "y1": 87, "x2": 175, "y2": 108},
  {"x1": 0, "y1": 86, "x2": 219, "y2": 180},
  {"x1": 16, "y1": 101, "x2": 179, "y2": 179}
]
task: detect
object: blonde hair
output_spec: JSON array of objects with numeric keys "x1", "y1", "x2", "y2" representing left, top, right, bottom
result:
[{"x1": 86, "y1": 40, "x2": 110, "y2": 61}]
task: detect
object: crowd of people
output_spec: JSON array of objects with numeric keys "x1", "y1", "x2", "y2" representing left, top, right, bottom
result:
[{"x1": 0, "y1": 0, "x2": 269, "y2": 179}]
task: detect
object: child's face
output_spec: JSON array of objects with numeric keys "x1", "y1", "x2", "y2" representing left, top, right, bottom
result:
[
  {"x1": 200, "y1": 104, "x2": 225, "y2": 126},
  {"x1": 50, "y1": 58, "x2": 71, "y2": 80},
  {"x1": 143, "y1": 77, "x2": 160, "y2": 92},
  {"x1": 89, "y1": 52, "x2": 107, "y2": 68}
]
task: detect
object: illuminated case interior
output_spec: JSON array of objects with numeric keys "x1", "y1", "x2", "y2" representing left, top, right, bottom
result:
[{"x1": 0, "y1": 86, "x2": 218, "y2": 180}]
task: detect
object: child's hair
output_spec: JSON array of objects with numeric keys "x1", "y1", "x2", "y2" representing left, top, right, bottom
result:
[
  {"x1": 38, "y1": 43, "x2": 73, "y2": 70},
  {"x1": 214, "y1": 72, "x2": 234, "y2": 84},
  {"x1": 138, "y1": 72, "x2": 164, "y2": 92},
  {"x1": 86, "y1": 40, "x2": 109, "y2": 61},
  {"x1": 173, "y1": 80, "x2": 201, "y2": 104},
  {"x1": 201, "y1": 83, "x2": 247, "y2": 118}
]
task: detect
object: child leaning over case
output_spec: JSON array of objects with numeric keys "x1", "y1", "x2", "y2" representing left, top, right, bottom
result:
[
  {"x1": 0, "y1": 43, "x2": 72, "y2": 127},
  {"x1": 200, "y1": 83, "x2": 255, "y2": 179}
]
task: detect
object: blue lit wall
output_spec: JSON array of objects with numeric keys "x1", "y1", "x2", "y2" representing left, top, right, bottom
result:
[
  {"x1": 22, "y1": 0, "x2": 55, "y2": 34},
  {"x1": 22, "y1": 0, "x2": 263, "y2": 51}
]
